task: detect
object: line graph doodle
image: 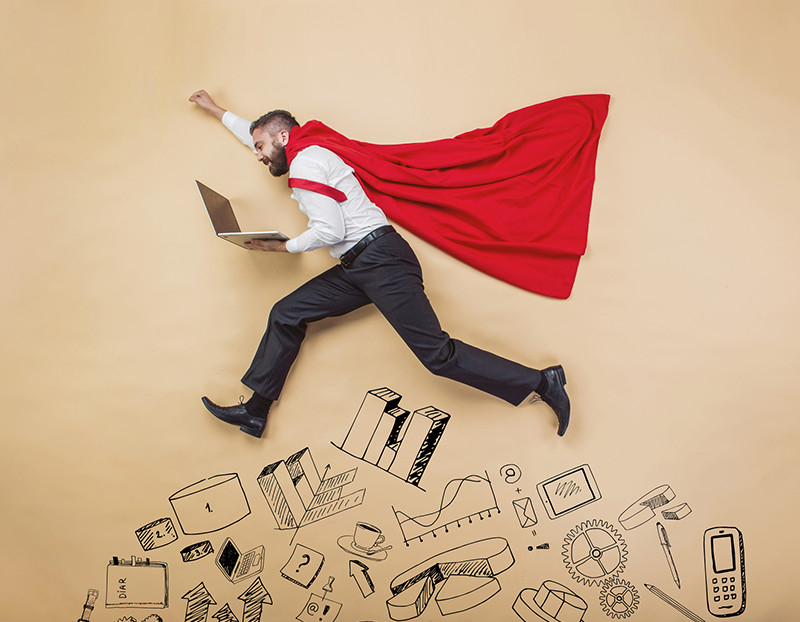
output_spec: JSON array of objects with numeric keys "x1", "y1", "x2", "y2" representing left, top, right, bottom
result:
[{"x1": 392, "y1": 471, "x2": 499, "y2": 545}]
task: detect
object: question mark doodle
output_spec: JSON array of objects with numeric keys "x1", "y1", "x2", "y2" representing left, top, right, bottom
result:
[{"x1": 297, "y1": 554, "x2": 311, "y2": 573}]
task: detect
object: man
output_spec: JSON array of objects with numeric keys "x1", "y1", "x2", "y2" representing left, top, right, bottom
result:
[{"x1": 189, "y1": 90, "x2": 571, "y2": 439}]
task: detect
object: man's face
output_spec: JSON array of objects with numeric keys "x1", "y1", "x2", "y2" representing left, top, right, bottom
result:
[{"x1": 253, "y1": 126, "x2": 290, "y2": 177}]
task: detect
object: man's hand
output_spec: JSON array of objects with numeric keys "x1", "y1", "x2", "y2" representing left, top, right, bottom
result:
[
  {"x1": 245, "y1": 239, "x2": 289, "y2": 252},
  {"x1": 189, "y1": 90, "x2": 226, "y2": 120}
]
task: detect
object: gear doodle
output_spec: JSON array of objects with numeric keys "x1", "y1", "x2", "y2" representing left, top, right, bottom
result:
[
  {"x1": 562, "y1": 519, "x2": 627, "y2": 586},
  {"x1": 600, "y1": 577, "x2": 639, "y2": 618}
]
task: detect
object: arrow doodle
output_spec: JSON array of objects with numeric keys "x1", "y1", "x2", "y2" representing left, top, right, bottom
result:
[
  {"x1": 212, "y1": 603, "x2": 240, "y2": 622},
  {"x1": 348, "y1": 560, "x2": 374, "y2": 597},
  {"x1": 238, "y1": 577, "x2": 272, "y2": 622},
  {"x1": 183, "y1": 582, "x2": 216, "y2": 622}
]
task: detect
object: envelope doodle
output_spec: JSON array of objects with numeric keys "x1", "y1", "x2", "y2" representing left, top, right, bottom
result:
[{"x1": 513, "y1": 498, "x2": 538, "y2": 528}]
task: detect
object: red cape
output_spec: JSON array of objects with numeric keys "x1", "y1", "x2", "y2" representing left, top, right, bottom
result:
[{"x1": 285, "y1": 94, "x2": 610, "y2": 298}]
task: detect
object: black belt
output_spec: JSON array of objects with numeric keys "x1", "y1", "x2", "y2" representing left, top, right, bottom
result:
[{"x1": 340, "y1": 225, "x2": 395, "y2": 267}]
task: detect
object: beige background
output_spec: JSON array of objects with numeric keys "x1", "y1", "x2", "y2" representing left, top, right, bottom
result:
[{"x1": 1, "y1": 1, "x2": 798, "y2": 620}]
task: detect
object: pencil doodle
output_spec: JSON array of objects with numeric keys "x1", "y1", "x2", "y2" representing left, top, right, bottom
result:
[
  {"x1": 281, "y1": 544, "x2": 324, "y2": 588},
  {"x1": 386, "y1": 537, "x2": 514, "y2": 620},
  {"x1": 562, "y1": 520, "x2": 627, "y2": 587},
  {"x1": 169, "y1": 473, "x2": 251, "y2": 535},
  {"x1": 392, "y1": 471, "x2": 499, "y2": 545},
  {"x1": 182, "y1": 582, "x2": 216, "y2": 622},
  {"x1": 257, "y1": 447, "x2": 364, "y2": 532},
  {"x1": 645, "y1": 584, "x2": 705, "y2": 622},
  {"x1": 105, "y1": 556, "x2": 168, "y2": 609},
  {"x1": 112, "y1": 616, "x2": 163, "y2": 622},
  {"x1": 135, "y1": 518, "x2": 178, "y2": 551},
  {"x1": 334, "y1": 388, "x2": 449, "y2": 489}
]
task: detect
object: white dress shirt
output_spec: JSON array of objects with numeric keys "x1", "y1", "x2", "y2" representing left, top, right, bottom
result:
[{"x1": 221, "y1": 112, "x2": 388, "y2": 258}]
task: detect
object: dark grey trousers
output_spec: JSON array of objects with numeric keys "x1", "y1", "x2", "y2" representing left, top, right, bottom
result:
[{"x1": 241, "y1": 231, "x2": 540, "y2": 405}]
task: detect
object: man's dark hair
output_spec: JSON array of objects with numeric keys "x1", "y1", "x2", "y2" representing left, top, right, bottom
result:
[{"x1": 250, "y1": 110, "x2": 300, "y2": 135}]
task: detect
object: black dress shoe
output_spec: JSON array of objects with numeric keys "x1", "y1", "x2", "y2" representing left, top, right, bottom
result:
[
  {"x1": 538, "y1": 365, "x2": 570, "y2": 436},
  {"x1": 201, "y1": 396, "x2": 267, "y2": 438}
]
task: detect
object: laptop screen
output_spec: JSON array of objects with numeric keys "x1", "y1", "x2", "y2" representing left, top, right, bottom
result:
[{"x1": 217, "y1": 539, "x2": 240, "y2": 576}]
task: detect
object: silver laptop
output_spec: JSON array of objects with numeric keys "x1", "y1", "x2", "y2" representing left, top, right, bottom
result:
[{"x1": 196, "y1": 180, "x2": 288, "y2": 248}]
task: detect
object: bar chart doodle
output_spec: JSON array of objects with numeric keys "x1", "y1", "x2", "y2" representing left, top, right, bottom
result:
[
  {"x1": 334, "y1": 388, "x2": 449, "y2": 490},
  {"x1": 392, "y1": 471, "x2": 499, "y2": 545},
  {"x1": 257, "y1": 447, "x2": 365, "y2": 531}
]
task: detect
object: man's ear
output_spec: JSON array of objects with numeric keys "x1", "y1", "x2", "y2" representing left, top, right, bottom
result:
[{"x1": 277, "y1": 129, "x2": 290, "y2": 145}]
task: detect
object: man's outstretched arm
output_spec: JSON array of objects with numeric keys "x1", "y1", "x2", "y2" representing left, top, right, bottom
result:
[{"x1": 189, "y1": 89, "x2": 255, "y2": 151}]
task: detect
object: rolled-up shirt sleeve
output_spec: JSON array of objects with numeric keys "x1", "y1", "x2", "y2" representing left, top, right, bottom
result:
[
  {"x1": 285, "y1": 188, "x2": 346, "y2": 253},
  {"x1": 222, "y1": 111, "x2": 256, "y2": 152}
]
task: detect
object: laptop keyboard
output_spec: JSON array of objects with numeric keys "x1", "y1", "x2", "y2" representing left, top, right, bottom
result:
[{"x1": 236, "y1": 550, "x2": 255, "y2": 577}]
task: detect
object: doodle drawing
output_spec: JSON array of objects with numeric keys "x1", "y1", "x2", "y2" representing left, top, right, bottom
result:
[
  {"x1": 562, "y1": 520, "x2": 627, "y2": 587},
  {"x1": 335, "y1": 388, "x2": 449, "y2": 489},
  {"x1": 135, "y1": 517, "x2": 178, "y2": 551},
  {"x1": 105, "y1": 556, "x2": 168, "y2": 609},
  {"x1": 212, "y1": 603, "x2": 239, "y2": 622},
  {"x1": 512, "y1": 580, "x2": 588, "y2": 621},
  {"x1": 657, "y1": 521, "x2": 681, "y2": 588},
  {"x1": 386, "y1": 537, "x2": 514, "y2": 620},
  {"x1": 644, "y1": 584, "x2": 705, "y2": 622},
  {"x1": 703, "y1": 526, "x2": 746, "y2": 618},
  {"x1": 618, "y1": 484, "x2": 675, "y2": 531},
  {"x1": 169, "y1": 473, "x2": 251, "y2": 535},
  {"x1": 280, "y1": 544, "x2": 325, "y2": 588},
  {"x1": 296, "y1": 593, "x2": 342, "y2": 622},
  {"x1": 392, "y1": 472, "x2": 499, "y2": 545},
  {"x1": 537, "y1": 464, "x2": 601, "y2": 520},
  {"x1": 662, "y1": 503, "x2": 692, "y2": 521},
  {"x1": 181, "y1": 541, "x2": 214, "y2": 563},
  {"x1": 215, "y1": 537, "x2": 264, "y2": 584},
  {"x1": 600, "y1": 577, "x2": 639, "y2": 619},
  {"x1": 500, "y1": 464, "x2": 522, "y2": 484},
  {"x1": 349, "y1": 560, "x2": 375, "y2": 597},
  {"x1": 77, "y1": 588, "x2": 99, "y2": 621},
  {"x1": 182, "y1": 583, "x2": 216, "y2": 622},
  {"x1": 513, "y1": 497, "x2": 538, "y2": 528},
  {"x1": 338, "y1": 521, "x2": 392, "y2": 561},
  {"x1": 239, "y1": 577, "x2": 272, "y2": 622},
  {"x1": 257, "y1": 447, "x2": 364, "y2": 530}
]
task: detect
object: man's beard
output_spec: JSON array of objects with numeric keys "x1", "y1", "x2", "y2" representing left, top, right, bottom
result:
[{"x1": 267, "y1": 142, "x2": 290, "y2": 177}]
